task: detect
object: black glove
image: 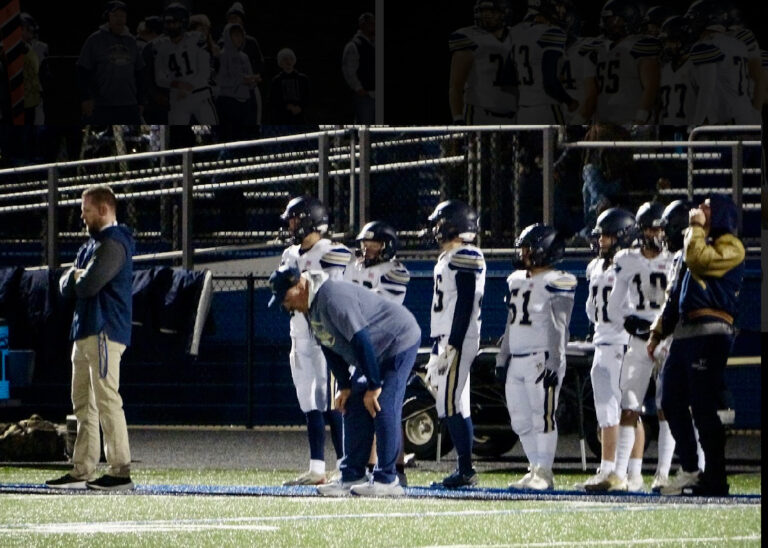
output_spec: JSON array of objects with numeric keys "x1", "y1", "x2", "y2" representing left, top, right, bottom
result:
[
  {"x1": 536, "y1": 368, "x2": 559, "y2": 390},
  {"x1": 495, "y1": 356, "x2": 510, "y2": 385},
  {"x1": 623, "y1": 315, "x2": 652, "y2": 339}
]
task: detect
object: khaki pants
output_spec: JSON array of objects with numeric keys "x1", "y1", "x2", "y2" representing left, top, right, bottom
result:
[{"x1": 70, "y1": 334, "x2": 131, "y2": 479}]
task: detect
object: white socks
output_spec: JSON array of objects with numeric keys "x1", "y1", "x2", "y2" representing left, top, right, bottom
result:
[
  {"x1": 656, "y1": 420, "x2": 675, "y2": 477},
  {"x1": 309, "y1": 459, "x2": 325, "y2": 475},
  {"x1": 519, "y1": 432, "x2": 537, "y2": 470},
  {"x1": 599, "y1": 459, "x2": 615, "y2": 475},
  {"x1": 628, "y1": 457, "x2": 642, "y2": 478},
  {"x1": 614, "y1": 426, "x2": 635, "y2": 479},
  {"x1": 537, "y1": 430, "x2": 558, "y2": 470}
]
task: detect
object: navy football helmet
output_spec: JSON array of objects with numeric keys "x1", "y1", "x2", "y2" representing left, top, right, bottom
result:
[
  {"x1": 661, "y1": 199, "x2": 694, "y2": 252},
  {"x1": 684, "y1": 0, "x2": 729, "y2": 36},
  {"x1": 427, "y1": 200, "x2": 478, "y2": 245},
  {"x1": 659, "y1": 15, "x2": 694, "y2": 62},
  {"x1": 591, "y1": 207, "x2": 637, "y2": 258},
  {"x1": 280, "y1": 196, "x2": 329, "y2": 245},
  {"x1": 355, "y1": 220, "x2": 398, "y2": 266},
  {"x1": 636, "y1": 201, "x2": 666, "y2": 251},
  {"x1": 643, "y1": 5, "x2": 676, "y2": 35},
  {"x1": 474, "y1": 0, "x2": 507, "y2": 31},
  {"x1": 164, "y1": 2, "x2": 190, "y2": 36},
  {"x1": 601, "y1": 0, "x2": 646, "y2": 40},
  {"x1": 528, "y1": 0, "x2": 573, "y2": 27},
  {"x1": 513, "y1": 223, "x2": 565, "y2": 269}
]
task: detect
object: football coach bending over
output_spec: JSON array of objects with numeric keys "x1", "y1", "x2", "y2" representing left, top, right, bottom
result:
[{"x1": 268, "y1": 265, "x2": 420, "y2": 497}]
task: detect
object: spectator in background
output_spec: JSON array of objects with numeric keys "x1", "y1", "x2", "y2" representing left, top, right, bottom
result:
[
  {"x1": 342, "y1": 12, "x2": 375, "y2": 124},
  {"x1": 138, "y1": 15, "x2": 167, "y2": 124},
  {"x1": 579, "y1": 123, "x2": 632, "y2": 237},
  {"x1": 136, "y1": 16, "x2": 163, "y2": 50},
  {"x1": 216, "y1": 23, "x2": 258, "y2": 139},
  {"x1": 77, "y1": 1, "x2": 144, "y2": 125},
  {"x1": 20, "y1": 12, "x2": 48, "y2": 125},
  {"x1": 190, "y1": 14, "x2": 221, "y2": 71},
  {"x1": 221, "y1": 2, "x2": 264, "y2": 124},
  {"x1": 21, "y1": 21, "x2": 41, "y2": 126},
  {"x1": 269, "y1": 48, "x2": 311, "y2": 124}
]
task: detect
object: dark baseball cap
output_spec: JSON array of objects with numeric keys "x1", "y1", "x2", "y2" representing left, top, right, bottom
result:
[{"x1": 267, "y1": 265, "x2": 301, "y2": 309}]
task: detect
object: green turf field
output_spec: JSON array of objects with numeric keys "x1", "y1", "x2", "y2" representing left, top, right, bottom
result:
[{"x1": 0, "y1": 468, "x2": 761, "y2": 547}]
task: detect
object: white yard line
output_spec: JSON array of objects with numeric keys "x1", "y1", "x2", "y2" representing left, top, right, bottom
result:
[{"x1": 0, "y1": 503, "x2": 758, "y2": 535}]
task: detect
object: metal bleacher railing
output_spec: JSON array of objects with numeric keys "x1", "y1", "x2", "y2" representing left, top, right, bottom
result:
[{"x1": 0, "y1": 125, "x2": 761, "y2": 270}]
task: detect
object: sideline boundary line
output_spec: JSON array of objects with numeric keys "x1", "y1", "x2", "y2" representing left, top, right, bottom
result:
[{"x1": 0, "y1": 483, "x2": 760, "y2": 504}]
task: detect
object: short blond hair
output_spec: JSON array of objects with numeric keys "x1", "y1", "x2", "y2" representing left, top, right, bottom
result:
[{"x1": 82, "y1": 185, "x2": 117, "y2": 211}]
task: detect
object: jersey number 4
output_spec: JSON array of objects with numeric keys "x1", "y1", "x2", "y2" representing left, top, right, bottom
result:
[{"x1": 168, "y1": 51, "x2": 194, "y2": 78}]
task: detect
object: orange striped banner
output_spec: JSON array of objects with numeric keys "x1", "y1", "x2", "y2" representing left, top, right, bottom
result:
[{"x1": 0, "y1": 0, "x2": 23, "y2": 124}]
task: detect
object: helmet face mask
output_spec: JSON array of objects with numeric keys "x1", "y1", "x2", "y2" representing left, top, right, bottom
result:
[
  {"x1": 513, "y1": 223, "x2": 564, "y2": 269},
  {"x1": 355, "y1": 220, "x2": 397, "y2": 266},
  {"x1": 591, "y1": 207, "x2": 637, "y2": 259},
  {"x1": 474, "y1": 0, "x2": 506, "y2": 31},
  {"x1": 661, "y1": 199, "x2": 693, "y2": 252},
  {"x1": 280, "y1": 197, "x2": 329, "y2": 246},
  {"x1": 427, "y1": 200, "x2": 478, "y2": 247}
]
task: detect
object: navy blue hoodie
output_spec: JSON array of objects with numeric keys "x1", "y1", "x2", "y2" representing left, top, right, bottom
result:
[{"x1": 61, "y1": 225, "x2": 135, "y2": 345}]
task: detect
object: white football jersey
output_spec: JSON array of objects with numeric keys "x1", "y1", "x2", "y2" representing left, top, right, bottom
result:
[
  {"x1": 586, "y1": 257, "x2": 629, "y2": 345},
  {"x1": 689, "y1": 32, "x2": 760, "y2": 124},
  {"x1": 430, "y1": 244, "x2": 486, "y2": 340},
  {"x1": 503, "y1": 268, "x2": 577, "y2": 356},
  {"x1": 595, "y1": 34, "x2": 661, "y2": 124},
  {"x1": 608, "y1": 248, "x2": 673, "y2": 325},
  {"x1": 152, "y1": 31, "x2": 212, "y2": 103},
  {"x1": 449, "y1": 25, "x2": 516, "y2": 112},
  {"x1": 509, "y1": 21, "x2": 567, "y2": 107},
  {"x1": 344, "y1": 257, "x2": 410, "y2": 305},
  {"x1": 280, "y1": 239, "x2": 352, "y2": 339},
  {"x1": 560, "y1": 36, "x2": 601, "y2": 123},
  {"x1": 658, "y1": 57, "x2": 696, "y2": 125}
]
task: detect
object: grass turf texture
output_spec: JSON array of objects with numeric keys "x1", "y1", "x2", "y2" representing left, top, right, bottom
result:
[{"x1": 0, "y1": 468, "x2": 761, "y2": 546}]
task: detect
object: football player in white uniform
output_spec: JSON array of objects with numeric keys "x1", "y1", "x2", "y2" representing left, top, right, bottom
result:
[
  {"x1": 449, "y1": 0, "x2": 517, "y2": 124},
  {"x1": 582, "y1": 208, "x2": 635, "y2": 491},
  {"x1": 560, "y1": 26, "x2": 602, "y2": 124},
  {"x1": 344, "y1": 220, "x2": 411, "y2": 484},
  {"x1": 345, "y1": 221, "x2": 410, "y2": 305},
  {"x1": 594, "y1": 0, "x2": 661, "y2": 126},
  {"x1": 425, "y1": 200, "x2": 486, "y2": 488},
  {"x1": 657, "y1": 16, "x2": 696, "y2": 129},
  {"x1": 509, "y1": 0, "x2": 578, "y2": 124},
  {"x1": 600, "y1": 202, "x2": 673, "y2": 491},
  {"x1": 277, "y1": 196, "x2": 352, "y2": 486},
  {"x1": 724, "y1": 3, "x2": 765, "y2": 113},
  {"x1": 685, "y1": 0, "x2": 761, "y2": 124},
  {"x1": 151, "y1": 3, "x2": 218, "y2": 124},
  {"x1": 496, "y1": 224, "x2": 576, "y2": 491}
]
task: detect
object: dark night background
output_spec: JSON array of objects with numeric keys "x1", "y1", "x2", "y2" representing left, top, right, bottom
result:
[
  {"x1": 13, "y1": 0, "x2": 767, "y2": 124},
  {"x1": 18, "y1": 0, "x2": 375, "y2": 124},
  {"x1": 383, "y1": 0, "x2": 767, "y2": 124}
]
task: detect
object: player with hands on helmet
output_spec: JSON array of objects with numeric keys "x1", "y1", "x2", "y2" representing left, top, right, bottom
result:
[
  {"x1": 496, "y1": 224, "x2": 576, "y2": 491},
  {"x1": 425, "y1": 200, "x2": 486, "y2": 488},
  {"x1": 276, "y1": 196, "x2": 352, "y2": 486},
  {"x1": 598, "y1": 202, "x2": 673, "y2": 492},
  {"x1": 583, "y1": 207, "x2": 637, "y2": 491}
]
